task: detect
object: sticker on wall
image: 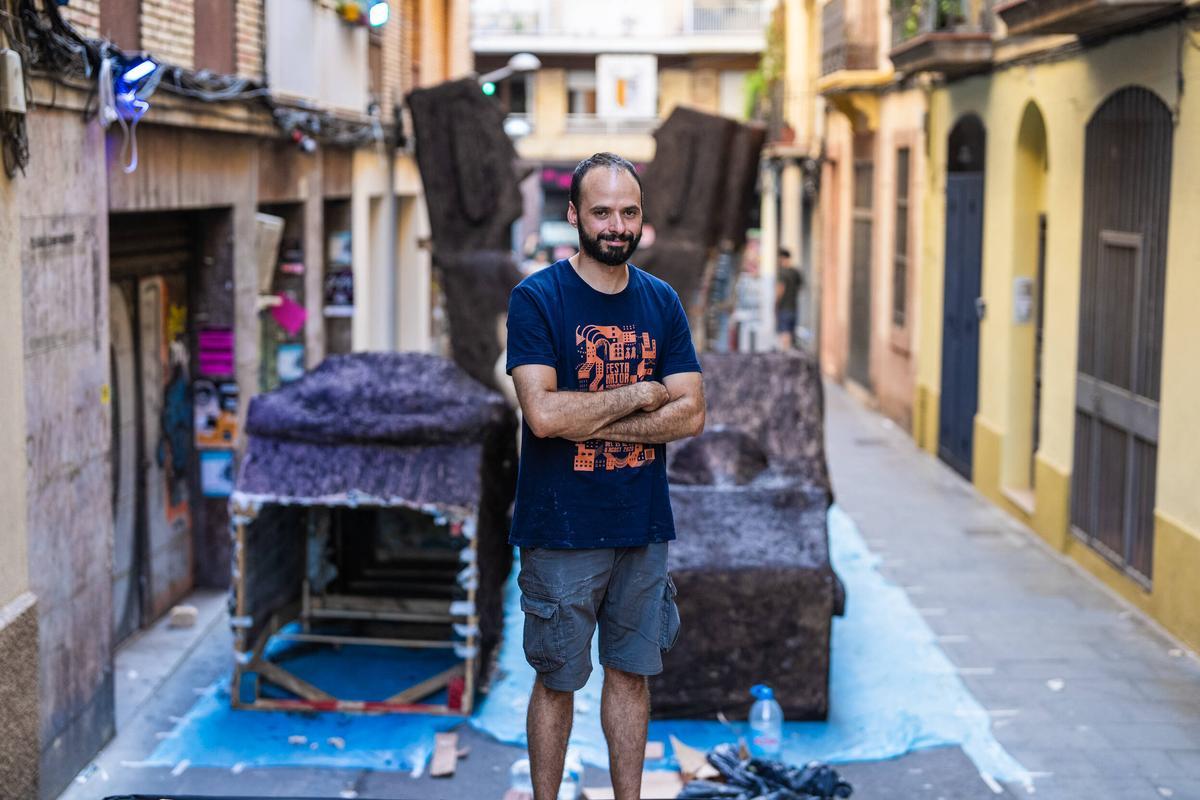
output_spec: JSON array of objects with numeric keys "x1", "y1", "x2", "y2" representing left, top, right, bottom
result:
[
  {"x1": 270, "y1": 293, "x2": 308, "y2": 337},
  {"x1": 199, "y1": 450, "x2": 235, "y2": 498},
  {"x1": 194, "y1": 379, "x2": 239, "y2": 449},
  {"x1": 276, "y1": 343, "x2": 305, "y2": 384},
  {"x1": 198, "y1": 328, "x2": 235, "y2": 377},
  {"x1": 324, "y1": 269, "x2": 354, "y2": 309}
]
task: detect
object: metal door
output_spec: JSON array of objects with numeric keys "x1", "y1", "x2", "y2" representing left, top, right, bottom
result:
[
  {"x1": 1070, "y1": 87, "x2": 1172, "y2": 585},
  {"x1": 110, "y1": 213, "x2": 196, "y2": 626},
  {"x1": 1031, "y1": 214, "x2": 1047, "y2": 487},
  {"x1": 847, "y1": 141, "x2": 873, "y2": 387},
  {"x1": 110, "y1": 282, "x2": 141, "y2": 643},
  {"x1": 937, "y1": 173, "x2": 985, "y2": 479}
]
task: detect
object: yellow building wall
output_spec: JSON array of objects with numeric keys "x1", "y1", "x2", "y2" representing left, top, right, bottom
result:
[{"x1": 915, "y1": 24, "x2": 1200, "y2": 651}]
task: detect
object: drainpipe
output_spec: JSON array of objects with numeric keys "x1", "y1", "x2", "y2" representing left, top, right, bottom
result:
[{"x1": 383, "y1": 102, "x2": 400, "y2": 350}]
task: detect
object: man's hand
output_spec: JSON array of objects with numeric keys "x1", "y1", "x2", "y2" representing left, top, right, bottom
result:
[{"x1": 638, "y1": 381, "x2": 670, "y2": 412}]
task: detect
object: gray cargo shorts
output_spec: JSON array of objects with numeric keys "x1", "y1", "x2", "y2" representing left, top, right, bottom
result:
[{"x1": 517, "y1": 542, "x2": 681, "y2": 692}]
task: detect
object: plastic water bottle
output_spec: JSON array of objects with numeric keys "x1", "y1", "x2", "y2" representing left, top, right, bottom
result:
[{"x1": 748, "y1": 684, "x2": 784, "y2": 759}]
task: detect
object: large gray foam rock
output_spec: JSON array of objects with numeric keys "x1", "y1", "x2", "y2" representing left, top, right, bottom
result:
[{"x1": 651, "y1": 350, "x2": 841, "y2": 720}]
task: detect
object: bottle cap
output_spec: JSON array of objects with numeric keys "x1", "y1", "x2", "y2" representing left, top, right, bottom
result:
[{"x1": 750, "y1": 684, "x2": 774, "y2": 700}]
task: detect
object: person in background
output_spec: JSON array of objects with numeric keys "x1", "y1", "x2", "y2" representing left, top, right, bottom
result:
[{"x1": 775, "y1": 248, "x2": 802, "y2": 350}]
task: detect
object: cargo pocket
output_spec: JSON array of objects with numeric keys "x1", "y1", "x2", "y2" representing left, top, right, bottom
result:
[
  {"x1": 521, "y1": 594, "x2": 566, "y2": 673},
  {"x1": 659, "y1": 575, "x2": 681, "y2": 652}
]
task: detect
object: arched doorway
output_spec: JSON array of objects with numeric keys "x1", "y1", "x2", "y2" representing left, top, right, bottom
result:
[
  {"x1": 1070, "y1": 86, "x2": 1172, "y2": 585},
  {"x1": 938, "y1": 114, "x2": 986, "y2": 479},
  {"x1": 1006, "y1": 102, "x2": 1048, "y2": 496}
]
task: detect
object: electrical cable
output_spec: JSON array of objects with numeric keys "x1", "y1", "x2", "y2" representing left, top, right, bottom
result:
[
  {"x1": 0, "y1": 0, "x2": 32, "y2": 175},
  {"x1": 13, "y1": 0, "x2": 387, "y2": 165}
]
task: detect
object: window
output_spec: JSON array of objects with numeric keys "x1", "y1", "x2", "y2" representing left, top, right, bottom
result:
[
  {"x1": 498, "y1": 74, "x2": 530, "y2": 115},
  {"x1": 194, "y1": 0, "x2": 236, "y2": 74},
  {"x1": 567, "y1": 70, "x2": 597, "y2": 115},
  {"x1": 892, "y1": 147, "x2": 910, "y2": 328},
  {"x1": 101, "y1": 0, "x2": 140, "y2": 51}
]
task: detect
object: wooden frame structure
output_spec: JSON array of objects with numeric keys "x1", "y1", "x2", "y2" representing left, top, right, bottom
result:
[{"x1": 229, "y1": 499, "x2": 479, "y2": 716}]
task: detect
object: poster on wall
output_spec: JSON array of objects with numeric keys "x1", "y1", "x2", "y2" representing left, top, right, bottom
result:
[
  {"x1": 197, "y1": 328, "x2": 235, "y2": 377},
  {"x1": 199, "y1": 450, "x2": 235, "y2": 498},
  {"x1": 324, "y1": 269, "x2": 354, "y2": 308},
  {"x1": 194, "y1": 379, "x2": 239, "y2": 449},
  {"x1": 596, "y1": 54, "x2": 658, "y2": 119}
]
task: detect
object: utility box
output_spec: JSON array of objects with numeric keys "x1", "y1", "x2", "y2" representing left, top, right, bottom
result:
[{"x1": 1, "y1": 50, "x2": 26, "y2": 114}]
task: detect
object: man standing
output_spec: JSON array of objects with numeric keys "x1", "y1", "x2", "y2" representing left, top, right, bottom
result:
[
  {"x1": 506, "y1": 152, "x2": 705, "y2": 800},
  {"x1": 775, "y1": 248, "x2": 802, "y2": 350}
]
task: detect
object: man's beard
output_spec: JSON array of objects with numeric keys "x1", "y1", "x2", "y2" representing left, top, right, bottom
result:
[{"x1": 579, "y1": 226, "x2": 642, "y2": 267}]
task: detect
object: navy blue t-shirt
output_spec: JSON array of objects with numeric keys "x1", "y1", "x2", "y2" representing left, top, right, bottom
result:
[{"x1": 505, "y1": 259, "x2": 701, "y2": 549}]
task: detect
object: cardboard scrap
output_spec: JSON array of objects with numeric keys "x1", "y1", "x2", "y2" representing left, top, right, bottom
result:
[
  {"x1": 669, "y1": 735, "x2": 719, "y2": 781},
  {"x1": 169, "y1": 605, "x2": 198, "y2": 628},
  {"x1": 645, "y1": 740, "x2": 665, "y2": 760},
  {"x1": 430, "y1": 732, "x2": 459, "y2": 778},
  {"x1": 583, "y1": 770, "x2": 684, "y2": 800}
]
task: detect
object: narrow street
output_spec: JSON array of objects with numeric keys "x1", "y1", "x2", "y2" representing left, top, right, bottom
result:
[
  {"x1": 60, "y1": 384, "x2": 1200, "y2": 800},
  {"x1": 824, "y1": 382, "x2": 1200, "y2": 799}
]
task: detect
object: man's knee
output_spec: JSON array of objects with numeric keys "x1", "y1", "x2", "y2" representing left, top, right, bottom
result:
[
  {"x1": 534, "y1": 674, "x2": 579, "y2": 699},
  {"x1": 603, "y1": 665, "x2": 648, "y2": 689}
]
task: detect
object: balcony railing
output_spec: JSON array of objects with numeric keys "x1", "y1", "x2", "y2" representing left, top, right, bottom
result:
[
  {"x1": 687, "y1": 1, "x2": 772, "y2": 33},
  {"x1": 821, "y1": 0, "x2": 880, "y2": 76},
  {"x1": 889, "y1": 0, "x2": 994, "y2": 76},
  {"x1": 994, "y1": 0, "x2": 1181, "y2": 37},
  {"x1": 472, "y1": 1, "x2": 769, "y2": 37},
  {"x1": 471, "y1": 10, "x2": 541, "y2": 36},
  {"x1": 564, "y1": 114, "x2": 659, "y2": 135}
]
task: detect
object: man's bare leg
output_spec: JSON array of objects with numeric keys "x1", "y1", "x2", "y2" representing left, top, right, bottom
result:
[
  {"x1": 528, "y1": 676, "x2": 574, "y2": 800},
  {"x1": 601, "y1": 667, "x2": 650, "y2": 800}
]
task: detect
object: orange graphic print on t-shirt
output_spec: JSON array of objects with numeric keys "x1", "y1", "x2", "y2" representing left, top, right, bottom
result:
[{"x1": 573, "y1": 324, "x2": 658, "y2": 472}]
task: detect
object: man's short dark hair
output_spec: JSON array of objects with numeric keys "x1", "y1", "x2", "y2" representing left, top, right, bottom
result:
[
  {"x1": 570, "y1": 152, "x2": 643, "y2": 212},
  {"x1": 779, "y1": 248, "x2": 792, "y2": 260}
]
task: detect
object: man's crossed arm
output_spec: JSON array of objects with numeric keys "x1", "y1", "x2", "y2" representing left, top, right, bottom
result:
[{"x1": 511, "y1": 365, "x2": 705, "y2": 444}]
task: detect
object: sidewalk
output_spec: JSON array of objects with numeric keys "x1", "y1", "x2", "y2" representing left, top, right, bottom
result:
[{"x1": 823, "y1": 380, "x2": 1200, "y2": 799}]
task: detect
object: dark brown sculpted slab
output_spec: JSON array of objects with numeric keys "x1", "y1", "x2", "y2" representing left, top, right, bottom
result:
[
  {"x1": 406, "y1": 78, "x2": 525, "y2": 390},
  {"x1": 636, "y1": 108, "x2": 765, "y2": 316},
  {"x1": 652, "y1": 351, "x2": 843, "y2": 720}
]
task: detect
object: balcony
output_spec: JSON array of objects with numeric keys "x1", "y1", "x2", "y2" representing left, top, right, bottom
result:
[
  {"x1": 821, "y1": 0, "x2": 881, "y2": 77},
  {"x1": 687, "y1": 0, "x2": 773, "y2": 33},
  {"x1": 470, "y1": 0, "x2": 769, "y2": 54},
  {"x1": 994, "y1": 0, "x2": 1181, "y2": 37},
  {"x1": 889, "y1": 0, "x2": 994, "y2": 77},
  {"x1": 564, "y1": 114, "x2": 659, "y2": 135}
]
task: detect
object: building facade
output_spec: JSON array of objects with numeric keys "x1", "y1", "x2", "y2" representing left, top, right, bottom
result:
[
  {"x1": 470, "y1": 0, "x2": 770, "y2": 263},
  {"x1": 771, "y1": 0, "x2": 1200, "y2": 652},
  {"x1": 0, "y1": 1, "x2": 467, "y2": 795},
  {"x1": 907, "y1": 0, "x2": 1200, "y2": 653}
]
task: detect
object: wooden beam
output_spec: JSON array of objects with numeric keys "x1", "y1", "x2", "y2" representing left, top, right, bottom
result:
[
  {"x1": 251, "y1": 658, "x2": 335, "y2": 702},
  {"x1": 385, "y1": 663, "x2": 465, "y2": 705}
]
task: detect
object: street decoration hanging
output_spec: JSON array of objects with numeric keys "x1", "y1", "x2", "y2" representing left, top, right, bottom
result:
[
  {"x1": 97, "y1": 52, "x2": 161, "y2": 173},
  {"x1": 336, "y1": 0, "x2": 390, "y2": 27}
]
